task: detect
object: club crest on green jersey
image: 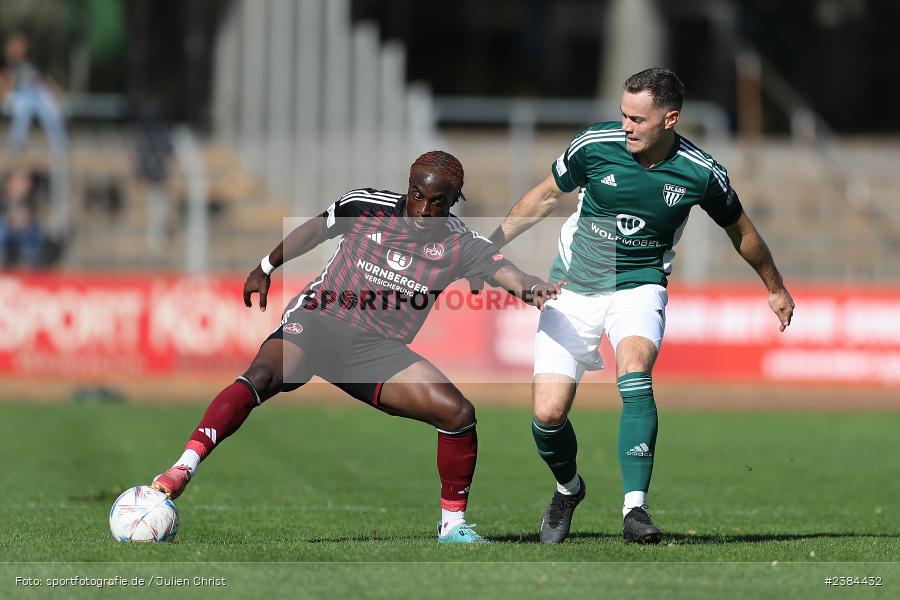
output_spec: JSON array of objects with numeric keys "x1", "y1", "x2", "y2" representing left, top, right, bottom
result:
[{"x1": 663, "y1": 183, "x2": 687, "y2": 206}]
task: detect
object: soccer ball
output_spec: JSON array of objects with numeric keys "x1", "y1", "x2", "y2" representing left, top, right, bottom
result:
[{"x1": 109, "y1": 485, "x2": 179, "y2": 543}]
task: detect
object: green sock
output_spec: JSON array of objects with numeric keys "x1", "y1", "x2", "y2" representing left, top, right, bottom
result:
[
  {"x1": 617, "y1": 372, "x2": 657, "y2": 494},
  {"x1": 532, "y1": 418, "x2": 578, "y2": 485}
]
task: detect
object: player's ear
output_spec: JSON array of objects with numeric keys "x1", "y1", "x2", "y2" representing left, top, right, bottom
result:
[{"x1": 664, "y1": 110, "x2": 680, "y2": 130}]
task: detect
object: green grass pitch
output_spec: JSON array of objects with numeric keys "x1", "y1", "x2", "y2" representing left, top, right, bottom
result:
[{"x1": 1, "y1": 402, "x2": 898, "y2": 598}]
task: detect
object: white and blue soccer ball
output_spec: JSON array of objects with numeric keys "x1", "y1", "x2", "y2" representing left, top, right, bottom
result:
[{"x1": 109, "y1": 485, "x2": 179, "y2": 543}]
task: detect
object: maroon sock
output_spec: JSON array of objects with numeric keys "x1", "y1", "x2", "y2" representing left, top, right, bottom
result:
[
  {"x1": 186, "y1": 380, "x2": 258, "y2": 461},
  {"x1": 437, "y1": 428, "x2": 478, "y2": 512}
]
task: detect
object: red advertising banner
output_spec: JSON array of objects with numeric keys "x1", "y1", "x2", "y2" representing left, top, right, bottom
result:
[
  {"x1": 492, "y1": 283, "x2": 900, "y2": 386},
  {"x1": 0, "y1": 274, "x2": 282, "y2": 378},
  {"x1": 3, "y1": 273, "x2": 899, "y2": 386},
  {"x1": 661, "y1": 284, "x2": 900, "y2": 385}
]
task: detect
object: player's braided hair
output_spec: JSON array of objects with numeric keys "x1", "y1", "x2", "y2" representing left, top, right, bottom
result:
[{"x1": 410, "y1": 150, "x2": 466, "y2": 204}]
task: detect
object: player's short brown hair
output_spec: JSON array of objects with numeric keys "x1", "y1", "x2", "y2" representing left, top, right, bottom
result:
[{"x1": 624, "y1": 68, "x2": 685, "y2": 111}]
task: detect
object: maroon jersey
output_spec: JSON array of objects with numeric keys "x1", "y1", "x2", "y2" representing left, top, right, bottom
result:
[{"x1": 284, "y1": 188, "x2": 512, "y2": 342}]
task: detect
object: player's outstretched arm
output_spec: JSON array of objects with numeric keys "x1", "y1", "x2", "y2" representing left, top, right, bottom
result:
[
  {"x1": 488, "y1": 174, "x2": 566, "y2": 249},
  {"x1": 488, "y1": 264, "x2": 565, "y2": 311},
  {"x1": 469, "y1": 175, "x2": 566, "y2": 295},
  {"x1": 244, "y1": 216, "x2": 329, "y2": 312},
  {"x1": 724, "y1": 211, "x2": 795, "y2": 332}
]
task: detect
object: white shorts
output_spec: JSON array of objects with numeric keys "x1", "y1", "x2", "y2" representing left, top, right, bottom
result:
[{"x1": 533, "y1": 285, "x2": 668, "y2": 381}]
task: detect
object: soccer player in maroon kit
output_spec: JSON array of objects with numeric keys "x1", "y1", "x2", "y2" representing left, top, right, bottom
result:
[{"x1": 151, "y1": 151, "x2": 563, "y2": 543}]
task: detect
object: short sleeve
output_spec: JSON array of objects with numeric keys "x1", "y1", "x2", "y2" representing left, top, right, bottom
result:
[
  {"x1": 551, "y1": 135, "x2": 589, "y2": 193},
  {"x1": 318, "y1": 202, "x2": 339, "y2": 238},
  {"x1": 699, "y1": 161, "x2": 743, "y2": 228},
  {"x1": 457, "y1": 230, "x2": 513, "y2": 280},
  {"x1": 320, "y1": 189, "x2": 393, "y2": 239}
]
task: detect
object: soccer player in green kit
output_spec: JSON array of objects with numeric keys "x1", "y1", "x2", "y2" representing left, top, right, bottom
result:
[{"x1": 486, "y1": 68, "x2": 795, "y2": 544}]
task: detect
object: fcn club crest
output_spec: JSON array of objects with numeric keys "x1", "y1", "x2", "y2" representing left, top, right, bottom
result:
[
  {"x1": 386, "y1": 249, "x2": 412, "y2": 271},
  {"x1": 282, "y1": 322, "x2": 303, "y2": 335},
  {"x1": 663, "y1": 183, "x2": 686, "y2": 206},
  {"x1": 423, "y1": 242, "x2": 445, "y2": 260}
]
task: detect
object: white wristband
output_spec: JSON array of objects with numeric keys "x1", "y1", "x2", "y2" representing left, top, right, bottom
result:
[{"x1": 260, "y1": 254, "x2": 275, "y2": 276}]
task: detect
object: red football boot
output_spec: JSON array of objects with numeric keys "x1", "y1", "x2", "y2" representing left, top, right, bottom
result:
[{"x1": 151, "y1": 465, "x2": 192, "y2": 499}]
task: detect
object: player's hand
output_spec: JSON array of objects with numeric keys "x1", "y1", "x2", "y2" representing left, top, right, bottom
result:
[
  {"x1": 244, "y1": 266, "x2": 270, "y2": 312},
  {"x1": 531, "y1": 280, "x2": 566, "y2": 311},
  {"x1": 768, "y1": 286, "x2": 794, "y2": 332},
  {"x1": 468, "y1": 276, "x2": 485, "y2": 294}
]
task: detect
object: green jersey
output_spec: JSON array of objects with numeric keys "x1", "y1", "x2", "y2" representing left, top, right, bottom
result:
[{"x1": 549, "y1": 121, "x2": 743, "y2": 293}]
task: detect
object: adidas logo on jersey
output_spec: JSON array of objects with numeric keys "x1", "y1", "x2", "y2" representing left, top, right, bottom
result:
[
  {"x1": 601, "y1": 173, "x2": 617, "y2": 187},
  {"x1": 366, "y1": 232, "x2": 382, "y2": 244},
  {"x1": 626, "y1": 442, "x2": 652, "y2": 457}
]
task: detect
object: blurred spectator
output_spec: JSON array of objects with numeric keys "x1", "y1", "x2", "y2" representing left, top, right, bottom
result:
[
  {"x1": 0, "y1": 166, "x2": 47, "y2": 268},
  {"x1": 0, "y1": 32, "x2": 68, "y2": 155}
]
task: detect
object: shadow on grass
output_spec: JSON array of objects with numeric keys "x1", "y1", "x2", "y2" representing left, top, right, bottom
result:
[
  {"x1": 484, "y1": 531, "x2": 900, "y2": 545},
  {"x1": 663, "y1": 531, "x2": 900, "y2": 545},
  {"x1": 306, "y1": 534, "x2": 426, "y2": 544}
]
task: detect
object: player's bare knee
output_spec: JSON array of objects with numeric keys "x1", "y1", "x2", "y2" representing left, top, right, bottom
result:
[
  {"x1": 533, "y1": 403, "x2": 568, "y2": 428},
  {"x1": 436, "y1": 396, "x2": 475, "y2": 432},
  {"x1": 242, "y1": 361, "x2": 282, "y2": 399},
  {"x1": 618, "y1": 355, "x2": 655, "y2": 375},
  {"x1": 620, "y1": 364, "x2": 652, "y2": 376},
  {"x1": 616, "y1": 336, "x2": 658, "y2": 374}
]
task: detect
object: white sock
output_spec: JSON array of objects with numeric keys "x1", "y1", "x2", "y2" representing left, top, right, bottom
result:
[
  {"x1": 623, "y1": 491, "x2": 647, "y2": 517},
  {"x1": 174, "y1": 449, "x2": 201, "y2": 475},
  {"x1": 556, "y1": 473, "x2": 581, "y2": 496},
  {"x1": 440, "y1": 509, "x2": 465, "y2": 534}
]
